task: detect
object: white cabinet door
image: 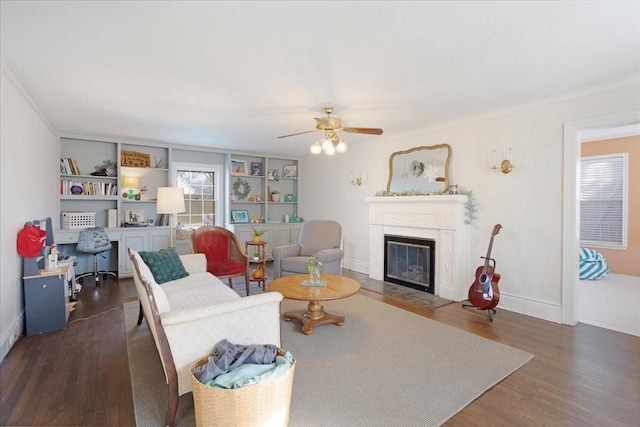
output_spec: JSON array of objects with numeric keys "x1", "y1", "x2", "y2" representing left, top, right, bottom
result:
[
  {"x1": 231, "y1": 225, "x2": 253, "y2": 252},
  {"x1": 290, "y1": 224, "x2": 303, "y2": 246},
  {"x1": 149, "y1": 228, "x2": 170, "y2": 251},
  {"x1": 120, "y1": 231, "x2": 148, "y2": 277},
  {"x1": 232, "y1": 223, "x2": 301, "y2": 259},
  {"x1": 272, "y1": 226, "x2": 293, "y2": 248}
]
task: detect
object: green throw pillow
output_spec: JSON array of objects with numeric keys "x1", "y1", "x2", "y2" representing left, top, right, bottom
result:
[{"x1": 139, "y1": 247, "x2": 189, "y2": 284}]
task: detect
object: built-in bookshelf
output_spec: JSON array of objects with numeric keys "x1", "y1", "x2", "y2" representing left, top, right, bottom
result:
[
  {"x1": 58, "y1": 139, "x2": 301, "y2": 234},
  {"x1": 229, "y1": 155, "x2": 299, "y2": 224},
  {"x1": 59, "y1": 138, "x2": 169, "y2": 228}
]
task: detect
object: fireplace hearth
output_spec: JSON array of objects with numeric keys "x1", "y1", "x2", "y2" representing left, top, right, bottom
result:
[{"x1": 384, "y1": 235, "x2": 435, "y2": 293}]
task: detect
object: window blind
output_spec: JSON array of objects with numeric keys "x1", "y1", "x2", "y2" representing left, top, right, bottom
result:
[{"x1": 579, "y1": 154, "x2": 627, "y2": 247}]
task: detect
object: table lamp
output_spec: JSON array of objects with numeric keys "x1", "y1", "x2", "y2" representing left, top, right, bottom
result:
[
  {"x1": 156, "y1": 187, "x2": 186, "y2": 247},
  {"x1": 122, "y1": 176, "x2": 139, "y2": 199}
]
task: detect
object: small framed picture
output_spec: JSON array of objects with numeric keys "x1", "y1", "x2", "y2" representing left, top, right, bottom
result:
[
  {"x1": 230, "y1": 159, "x2": 248, "y2": 175},
  {"x1": 251, "y1": 161, "x2": 263, "y2": 176},
  {"x1": 284, "y1": 193, "x2": 296, "y2": 203},
  {"x1": 125, "y1": 209, "x2": 145, "y2": 224},
  {"x1": 267, "y1": 169, "x2": 280, "y2": 181},
  {"x1": 282, "y1": 164, "x2": 297, "y2": 178},
  {"x1": 231, "y1": 210, "x2": 250, "y2": 224}
]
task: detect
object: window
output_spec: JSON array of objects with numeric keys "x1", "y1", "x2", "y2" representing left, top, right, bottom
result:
[
  {"x1": 579, "y1": 153, "x2": 628, "y2": 249},
  {"x1": 173, "y1": 163, "x2": 223, "y2": 228}
]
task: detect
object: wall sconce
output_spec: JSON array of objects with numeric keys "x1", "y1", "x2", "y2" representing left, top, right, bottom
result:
[
  {"x1": 122, "y1": 176, "x2": 139, "y2": 199},
  {"x1": 350, "y1": 169, "x2": 366, "y2": 186},
  {"x1": 491, "y1": 148, "x2": 515, "y2": 174}
]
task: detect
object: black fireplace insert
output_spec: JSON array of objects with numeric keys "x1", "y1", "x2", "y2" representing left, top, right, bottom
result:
[{"x1": 384, "y1": 235, "x2": 435, "y2": 294}]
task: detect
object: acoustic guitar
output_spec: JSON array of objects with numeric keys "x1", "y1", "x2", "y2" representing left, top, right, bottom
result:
[{"x1": 467, "y1": 224, "x2": 502, "y2": 311}]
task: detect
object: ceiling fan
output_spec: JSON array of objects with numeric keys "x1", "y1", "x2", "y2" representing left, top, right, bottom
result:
[{"x1": 278, "y1": 107, "x2": 384, "y2": 155}]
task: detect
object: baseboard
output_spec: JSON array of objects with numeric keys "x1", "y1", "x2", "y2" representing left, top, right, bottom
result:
[
  {"x1": 342, "y1": 258, "x2": 369, "y2": 275},
  {"x1": 499, "y1": 293, "x2": 562, "y2": 323},
  {"x1": 0, "y1": 315, "x2": 24, "y2": 363},
  {"x1": 340, "y1": 259, "x2": 564, "y2": 323}
]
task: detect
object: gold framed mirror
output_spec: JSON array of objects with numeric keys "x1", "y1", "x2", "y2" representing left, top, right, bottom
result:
[{"x1": 386, "y1": 144, "x2": 452, "y2": 194}]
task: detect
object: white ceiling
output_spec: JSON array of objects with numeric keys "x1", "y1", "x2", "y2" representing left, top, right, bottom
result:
[{"x1": 2, "y1": 1, "x2": 639, "y2": 157}]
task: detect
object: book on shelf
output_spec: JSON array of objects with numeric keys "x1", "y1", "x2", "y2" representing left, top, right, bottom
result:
[
  {"x1": 60, "y1": 180, "x2": 118, "y2": 196},
  {"x1": 60, "y1": 157, "x2": 81, "y2": 175}
]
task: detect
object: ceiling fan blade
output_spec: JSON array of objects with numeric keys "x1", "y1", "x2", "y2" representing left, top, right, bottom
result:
[
  {"x1": 342, "y1": 127, "x2": 384, "y2": 135},
  {"x1": 277, "y1": 130, "x2": 316, "y2": 138}
]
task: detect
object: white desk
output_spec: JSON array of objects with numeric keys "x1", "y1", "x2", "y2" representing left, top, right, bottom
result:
[{"x1": 54, "y1": 227, "x2": 171, "y2": 278}]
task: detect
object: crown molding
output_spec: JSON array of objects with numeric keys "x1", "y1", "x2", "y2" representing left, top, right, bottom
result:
[
  {"x1": 383, "y1": 74, "x2": 640, "y2": 142},
  {"x1": 1, "y1": 57, "x2": 58, "y2": 135}
]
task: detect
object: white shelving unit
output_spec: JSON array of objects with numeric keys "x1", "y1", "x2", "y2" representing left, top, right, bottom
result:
[
  {"x1": 228, "y1": 154, "x2": 301, "y2": 258},
  {"x1": 229, "y1": 155, "x2": 299, "y2": 223}
]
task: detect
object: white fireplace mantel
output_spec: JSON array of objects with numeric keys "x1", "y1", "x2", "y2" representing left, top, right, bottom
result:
[{"x1": 366, "y1": 195, "x2": 471, "y2": 301}]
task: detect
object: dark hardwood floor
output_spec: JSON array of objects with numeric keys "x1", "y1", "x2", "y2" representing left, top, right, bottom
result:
[{"x1": 1, "y1": 270, "x2": 638, "y2": 426}]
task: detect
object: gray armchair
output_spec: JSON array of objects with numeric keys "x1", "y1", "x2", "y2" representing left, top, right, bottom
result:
[{"x1": 272, "y1": 220, "x2": 343, "y2": 278}]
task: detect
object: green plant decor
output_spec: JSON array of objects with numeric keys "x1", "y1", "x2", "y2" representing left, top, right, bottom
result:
[
  {"x1": 373, "y1": 188, "x2": 479, "y2": 227},
  {"x1": 233, "y1": 178, "x2": 251, "y2": 200},
  {"x1": 307, "y1": 256, "x2": 323, "y2": 272},
  {"x1": 460, "y1": 189, "x2": 478, "y2": 227},
  {"x1": 251, "y1": 224, "x2": 266, "y2": 237}
]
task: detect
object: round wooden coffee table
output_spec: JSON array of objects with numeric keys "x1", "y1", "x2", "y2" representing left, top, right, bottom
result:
[{"x1": 267, "y1": 274, "x2": 361, "y2": 335}]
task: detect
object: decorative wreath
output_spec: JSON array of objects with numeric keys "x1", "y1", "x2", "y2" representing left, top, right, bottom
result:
[{"x1": 233, "y1": 178, "x2": 251, "y2": 200}]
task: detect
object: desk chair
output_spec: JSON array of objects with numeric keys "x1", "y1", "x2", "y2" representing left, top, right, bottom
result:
[{"x1": 76, "y1": 227, "x2": 117, "y2": 287}]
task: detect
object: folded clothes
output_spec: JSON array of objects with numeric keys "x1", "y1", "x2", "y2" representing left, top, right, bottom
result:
[
  {"x1": 193, "y1": 339, "x2": 279, "y2": 384},
  {"x1": 208, "y1": 351, "x2": 294, "y2": 389}
]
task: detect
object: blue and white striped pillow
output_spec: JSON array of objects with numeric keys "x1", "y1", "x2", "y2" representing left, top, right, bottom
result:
[{"x1": 579, "y1": 247, "x2": 610, "y2": 280}]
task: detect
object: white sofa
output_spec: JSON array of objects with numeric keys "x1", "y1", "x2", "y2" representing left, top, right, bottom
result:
[{"x1": 129, "y1": 248, "x2": 283, "y2": 427}]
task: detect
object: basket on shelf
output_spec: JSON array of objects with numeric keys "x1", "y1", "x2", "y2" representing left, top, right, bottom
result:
[
  {"x1": 61, "y1": 212, "x2": 96, "y2": 229},
  {"x1": 190, "y1": 349, "x2": 295, "y2": 427}
]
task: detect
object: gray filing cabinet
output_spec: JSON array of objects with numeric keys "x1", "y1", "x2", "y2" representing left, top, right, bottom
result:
[{"x1": 23, "y1": 257, "x2": 75, "y2": 336}]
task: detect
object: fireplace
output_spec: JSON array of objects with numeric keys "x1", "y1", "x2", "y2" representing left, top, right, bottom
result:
[
  {"x1": 366, "y1": 195, "x2": 471, "y2": 301},
  {"x1": 384, "y1": 235, "x2": 435, "y2": 293}
]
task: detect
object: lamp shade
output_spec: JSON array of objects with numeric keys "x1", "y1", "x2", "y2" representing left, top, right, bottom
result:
[
  {"x1": 156, "y1": 187, "x2": 186, "y2": 214},
  {"x1": 122, "y1": 176, "x2": 139, "y2": 188}
]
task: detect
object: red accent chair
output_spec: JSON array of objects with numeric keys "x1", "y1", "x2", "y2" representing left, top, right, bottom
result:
[{"x1": 190, "y1": 226, "x2": 250, "y2": 295}]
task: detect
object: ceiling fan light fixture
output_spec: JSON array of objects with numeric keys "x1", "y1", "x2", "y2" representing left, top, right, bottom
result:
[
  {"x1": 321, "y1": 137, "x2": 334, "y2": 152},
  {"x1": 291, "y1": 107, "x2": 380, "y2": 155},
  {"x1": 310, "y1": 138, "x2": 322, "y2": 154}
]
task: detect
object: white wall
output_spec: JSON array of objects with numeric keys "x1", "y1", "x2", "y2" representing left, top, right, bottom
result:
[
  {"x1": 299, "y1": 80, "x2": 640, "y2": 324},
  {"x1": 1, "y1": 61, "x2": 59, "y2": 361}
]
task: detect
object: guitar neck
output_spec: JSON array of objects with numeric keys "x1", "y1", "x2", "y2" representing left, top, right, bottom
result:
[{"x1": 481, "y1": 237, "x2": 495, "y2": 274}]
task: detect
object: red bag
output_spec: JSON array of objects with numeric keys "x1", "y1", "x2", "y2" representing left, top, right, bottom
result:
[{"x1": 17, "y1": 224, "x2": 46, "y2": 257}]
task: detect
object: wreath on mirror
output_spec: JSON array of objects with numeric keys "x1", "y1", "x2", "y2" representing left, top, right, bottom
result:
[{"x1": 233, "y1": 178, "x2": 251, "y2": 200}]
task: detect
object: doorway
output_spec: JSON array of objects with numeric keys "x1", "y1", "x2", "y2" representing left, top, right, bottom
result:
[{"x1": 562, "y1": 110, "x2": 640, "y2": 327}]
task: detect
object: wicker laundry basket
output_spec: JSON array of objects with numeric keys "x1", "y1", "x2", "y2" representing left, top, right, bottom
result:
[{"x1": 190, "y1": 350, "x2": 296, "y2": 427}]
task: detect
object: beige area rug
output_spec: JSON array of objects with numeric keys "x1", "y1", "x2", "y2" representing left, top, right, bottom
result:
[{"x1": 125, "y1": 295, "x2": 533, "y2": 426}]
